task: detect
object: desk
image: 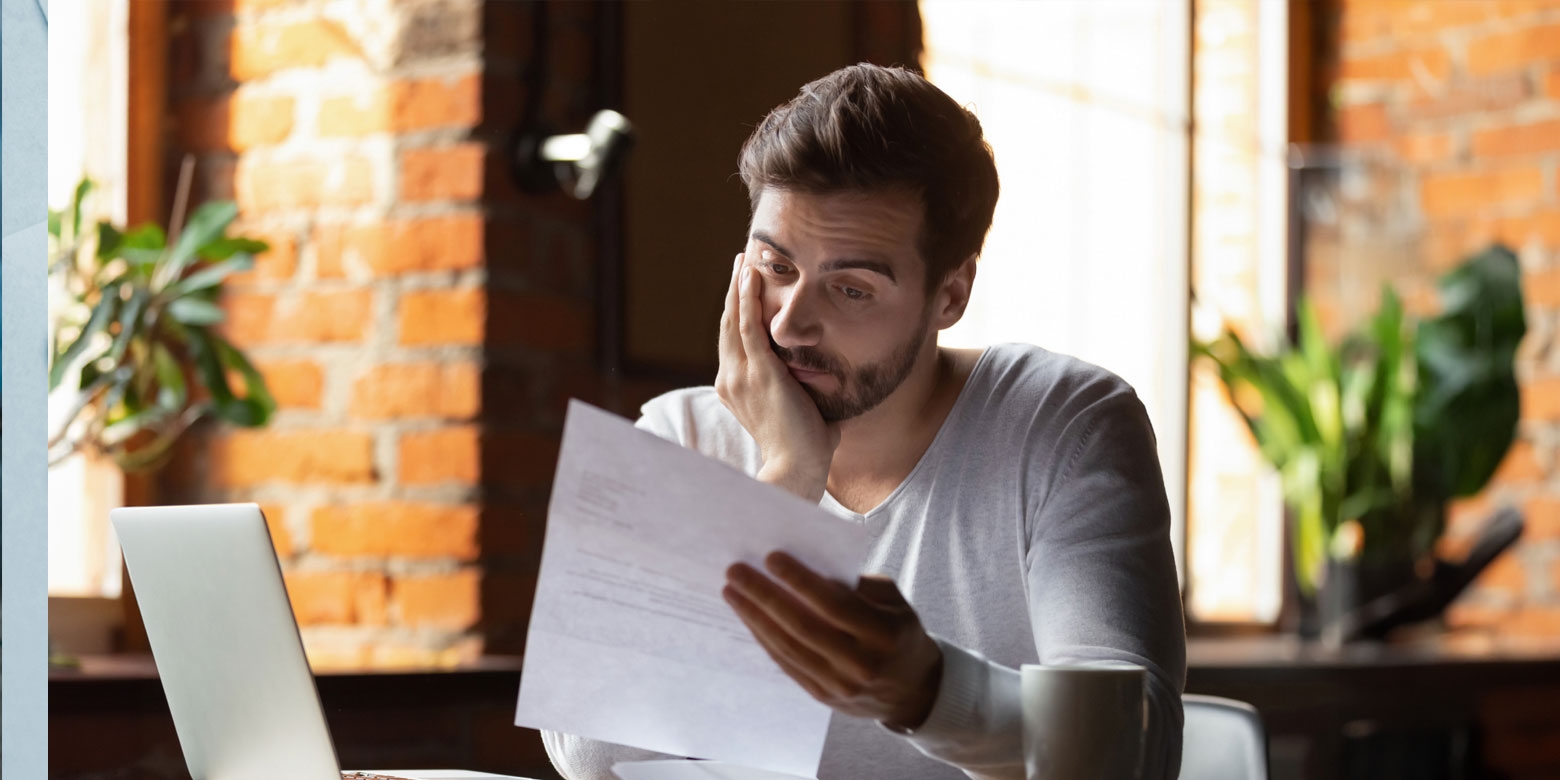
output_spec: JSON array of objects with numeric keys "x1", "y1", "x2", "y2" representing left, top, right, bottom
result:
[
  {"x1": 1186, "y1": 634, "x2": 1560, "y2": 780},
  {"x1": 50, "y1": 638, "x2": 1560, "y2": 780},
  {"x1": 50, "y1": 656, "x2": 553, "y2": 780}
]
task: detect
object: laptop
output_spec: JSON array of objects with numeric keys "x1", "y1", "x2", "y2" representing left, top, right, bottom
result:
[{"x1": 112, "y1": 503, "x2": 538, "y2": 780}]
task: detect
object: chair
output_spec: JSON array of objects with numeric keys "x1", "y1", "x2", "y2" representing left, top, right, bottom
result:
[{"x1": 1179, "y1": 694, "x2": 1269, "y2": 780}]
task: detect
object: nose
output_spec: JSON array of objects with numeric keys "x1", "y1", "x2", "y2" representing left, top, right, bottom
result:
[{"x1": 768, "y1": 281, "x2": 823, "y2": 350}]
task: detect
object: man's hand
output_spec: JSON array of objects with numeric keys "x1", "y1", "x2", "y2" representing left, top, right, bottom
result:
[
  {"x1": 715, "y1": 253, "x2": 839, "y2": 502},
  {"x1": 723, "y1": 551, "x2": 944, "y2": 731}
]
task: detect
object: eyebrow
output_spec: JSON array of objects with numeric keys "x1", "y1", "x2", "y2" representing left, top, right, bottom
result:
[{"x1": 750, "y1": 231, "x2": 899, "y2": 285}]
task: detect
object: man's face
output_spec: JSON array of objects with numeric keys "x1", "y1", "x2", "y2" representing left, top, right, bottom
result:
[{"x1": 744, "y1": 188, "x2": 933, "y2": 422}]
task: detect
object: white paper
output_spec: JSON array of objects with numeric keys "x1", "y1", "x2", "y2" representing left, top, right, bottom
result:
[
  {"x1": 515, "y1": 401, "x2": 872, "y2": 778},
  {"x1": 613, "y1": 759, "x2": 812, "y2": 780}
]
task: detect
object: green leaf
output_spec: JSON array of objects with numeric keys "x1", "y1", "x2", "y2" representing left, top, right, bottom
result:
[
  {"x1": 152, "y1": 343, "x2": 188, "y2": 410},
  {"x1": 50, "y1": 294, "x2": 117, "y2": 390},
  {"x1": 120, "y1": 224, "x2": 167, "y2": 250},
  {"x1": 165, "y1": 255, "x2": 254, "y2": 299},
  {"x1": 166, "y1": 297, "x2": 226, "y2": 326},
  {"x1": 100, "y1": 406, "x2": 175, "y2": 448},
  {"x1": 157, "y1": 201, "x2": 238, "y2": 291},
  {"x1": 97, "y1": 222, "x2": 125, "y2": 259},
  {"x1": 197, "y1": 236, "x2": 268, "y2": 262},
  {"x1": 70, "y1": 179, "x2": 94, "y2": 241},
  {"x1": 109, "y1": 289, "x2": 149, "y2": 363},
  {"x1": 210, "y1": 333, "x2": 274, "y2": 427},
  {"x1": 1414, "y1": 245, "x2": 1525, "y2": 502},
  {"x1": 48, "y1": 208, "x2": 61, "y2": 239}
]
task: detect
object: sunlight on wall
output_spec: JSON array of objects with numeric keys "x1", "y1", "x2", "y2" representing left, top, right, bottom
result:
[{"x1": 921, "y1": 0, "x2": 1191, "y2": 582}]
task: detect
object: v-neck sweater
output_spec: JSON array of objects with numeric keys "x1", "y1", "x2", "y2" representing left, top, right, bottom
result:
[{"x1": 541, "y1": 342, "x2": 1186, "y2": 780}]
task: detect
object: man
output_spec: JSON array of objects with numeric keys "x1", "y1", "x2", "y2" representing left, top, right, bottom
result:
[{"x1": 543, "y1": 63, "x2": 1185, "y2": 779}]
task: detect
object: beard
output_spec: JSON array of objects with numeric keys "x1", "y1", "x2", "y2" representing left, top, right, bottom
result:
[{"x1": 770, "y1": 307, "x2": 932, "y2": 423}]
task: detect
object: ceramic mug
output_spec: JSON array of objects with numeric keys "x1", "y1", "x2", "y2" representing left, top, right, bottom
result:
[{"x1": 1020, "y1": 664, "x2": 1147, "y2": 779}]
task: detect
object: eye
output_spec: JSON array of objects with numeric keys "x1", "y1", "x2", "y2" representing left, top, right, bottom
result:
[
  {"x1": 838, "y1": 286, "x2": 870, "y2": 302},
  {"x1": 767, "y1": 262, "x2": 793, "y2": 276}
]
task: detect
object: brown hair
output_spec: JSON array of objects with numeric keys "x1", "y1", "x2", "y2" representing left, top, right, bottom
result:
[{"x1": 738, "y1": 63, "x2": 999, "y2": 293}]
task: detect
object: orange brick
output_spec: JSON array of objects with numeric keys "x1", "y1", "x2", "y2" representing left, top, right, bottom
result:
[
  {"x1": 1466, "y1": 23, "x2": 1560, "y2": 76},
  {"x1": 311, "y1": 503, "x2": 479, "y2": 559},
  {"x1": 315, "y1": 215, "x2": 484, "y2": 277},
  {"x1": 1335, "y1": 47, "x2": 1451, "y2": 83},
  {"x1": 1474, "y1": 553, "x2": 1528, "y2": 597},
  {"x1": 1523, "y1": 376, "x2": 1560, "y2": 422},
  {"x1": 398, "y1": 288, "x2": 485, "y2": 346},
  {"x1": 1406, "y1": 72, "x2": 1532, "y2": 121},
  {"x1": 251, "y1": 359, "x2": 323, "y2": 408},
  {"x1": 1394, "y1": 131, "x2": 1455, "y2": 165},
  {"x1": 392, "y1": 569, "x2": 481, "y2": 629},
  {"x1": 230, "y1": 19, "x2": 362, "y2": 80},
  {"x1": 178, "y1": 92, "x2": 293, "y2": 151},
  {"x1": 287, "y1": 570, "x2": 387, "y2": 626},
  {"x1": 1336, "y1": 102, "x2": 1390, "y2": 143},
  {"x1": 226, "y1": 230, "x2": 297, "y2": 283},
  {"x1": 399, "y1": 426, "x2": 480, "y2": 485},
  {"x1": 259, "y1": 503, "x2": 292, "y2": 558},
  {"x1": 211, "y1": 429, "x2": 376, "y2": 486},
  {"x1": 1520, "y1": 494, "x2": 1560, "y2": 539},
  {"x1": 1500, "y1": 607, "x2": 1560, "y2": 638},
  {"x1": 400, "y1": 144, "x2": 486, "y2": 202},
  {"x1": 1466, "y1": 211, "x2": 1560, "y2": 254},
  {"x1": 1420, "y1": 167, "x2": 1545, "y2": 218},
  {"x1": 221, "y1": 289, "x2": 372, "y2": 344},
  {"x1": 234, "y1": 156, "x2": 375, "y2": 213},
  {"x1": 489, "y1": 292, "x2": 593, "y2": 351},
  {"x1": 1492, "y1": 438, "x2": 1545, "y2": 484},
  {"x1": 351, "y1": 361, "x2": 481, "y2": 420},
  {"x1": 1445, "y1": 601, "x2": 1513, "y2": 630},
  {"x1": 1472, "y1": 119, "x2": 1560, "y2": 158},
  {"x1": 1547, "y1": 67, "x2": 1560, "y2": 100},
  {"x1": 317, "y1": 73, "x2": 481, "y2": 136}
]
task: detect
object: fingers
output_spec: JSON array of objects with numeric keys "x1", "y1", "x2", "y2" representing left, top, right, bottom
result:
[
  {"x1": 765, "y1": 552, "x2": 892, "y2": 638},
  {"x1": 723, "y1": 585, "x2": 840, "y2": 700},
  {"x1": 737, "y1": 265, "x2": 776, "y2": 369},
  {"x1": 726, "y1": 563, "x2": 876, "y2": 680},
  {"x1": 718, "y1": 253, "x2": 744, "y2": 362}
]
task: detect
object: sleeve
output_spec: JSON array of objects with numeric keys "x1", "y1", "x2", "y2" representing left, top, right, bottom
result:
[
  {"x1": 894, "y1": 393, "x2": 1187, "y2": 780},
  {"x1": 539, "y1": 400, "x2": 691, "y2": 780}
]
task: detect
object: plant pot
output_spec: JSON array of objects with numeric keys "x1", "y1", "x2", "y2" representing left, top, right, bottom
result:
[{"x1": 1292, "y1": 555, "x2": 1420, "y2": 645}]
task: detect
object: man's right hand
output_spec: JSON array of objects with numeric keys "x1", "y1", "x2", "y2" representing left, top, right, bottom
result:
[{"x1": 715, "y1": 252, "x2": 840, "y2": 503}]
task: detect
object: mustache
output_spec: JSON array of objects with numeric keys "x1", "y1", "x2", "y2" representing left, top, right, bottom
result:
[{"x1": 769, "y1": 340, "x2": 841, "y2": 376}]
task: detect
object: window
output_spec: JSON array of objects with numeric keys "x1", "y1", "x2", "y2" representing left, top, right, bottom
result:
[
  {"x1": 921, "y1": 0, "x2": 1192, "y2": 581},
  {"x1": 48, "y1": 0, "x2": 131, "y2": 607}
]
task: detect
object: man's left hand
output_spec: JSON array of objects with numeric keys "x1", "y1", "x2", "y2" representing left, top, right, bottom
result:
[{"x1": 723, "y1": 551, "x2": 943, "y2": 730}]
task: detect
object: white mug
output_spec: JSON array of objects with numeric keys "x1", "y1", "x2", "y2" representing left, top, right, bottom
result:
[{"x1": 1020, "y1": 664, "x2": 1147, "y2": 780}]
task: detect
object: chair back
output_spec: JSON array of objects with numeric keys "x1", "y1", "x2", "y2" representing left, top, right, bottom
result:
[{"x1": 1180, "y1": 694, "x2": 1268, "y2": 780}]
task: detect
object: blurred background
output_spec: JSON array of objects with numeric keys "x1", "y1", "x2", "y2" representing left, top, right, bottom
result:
[{"x1": 43, "y1": 1, "x2": 1560, "y2": 778}]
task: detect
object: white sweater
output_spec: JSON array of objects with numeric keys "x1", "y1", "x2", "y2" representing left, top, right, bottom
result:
[{"x1": 542, "y1": 343, "x2": 1186, "y2": 779}]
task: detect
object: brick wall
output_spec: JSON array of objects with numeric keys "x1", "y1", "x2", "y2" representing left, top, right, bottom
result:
[
  {"x1": 155, "y1": 0, "x2": 642, "y2": 668},
  {"x1": 1316, "y1": 0, "x2": 1560, "y2": 638}
]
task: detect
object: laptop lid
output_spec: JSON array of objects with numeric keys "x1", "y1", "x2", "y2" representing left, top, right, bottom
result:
[{"x1": 112, "y1": 503, "x2": 340, "y2": 780}]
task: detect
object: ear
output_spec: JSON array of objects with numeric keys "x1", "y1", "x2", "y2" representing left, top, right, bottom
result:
[{"x1": 932, "y1": 255, "x2": 977, "y2": 330}]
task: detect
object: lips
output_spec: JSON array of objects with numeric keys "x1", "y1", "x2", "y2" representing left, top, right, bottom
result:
[{"x1": 786, "y1": 363, "x2": 830, "y2": 382}]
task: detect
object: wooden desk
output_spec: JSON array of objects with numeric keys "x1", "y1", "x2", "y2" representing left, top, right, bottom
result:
[
  {"x1": 49, "y1": 638, "x2": 1560, "y2": 780},
  {"x1": 50, "y1": 655, "x2": 553, "y2": 780},
  {"x1": 1186, "y1": 634, "x2": 1560, "y2": 780}
]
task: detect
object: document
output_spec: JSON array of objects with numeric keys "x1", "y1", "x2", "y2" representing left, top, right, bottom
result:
[{"x1": 514, "y1": 401, "x2": 873, "y2": 779}]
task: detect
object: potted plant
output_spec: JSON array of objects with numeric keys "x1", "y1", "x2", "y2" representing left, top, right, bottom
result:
[
  {"x1": 1194, "y1": 245, "x2": 1526, "y2": 641},
  {"x1": 48, "y1": 179, "x2": 276, "y2": 471},
  {"x1": 47, "y1": 179, "x2": 277, "y2": 666}
]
